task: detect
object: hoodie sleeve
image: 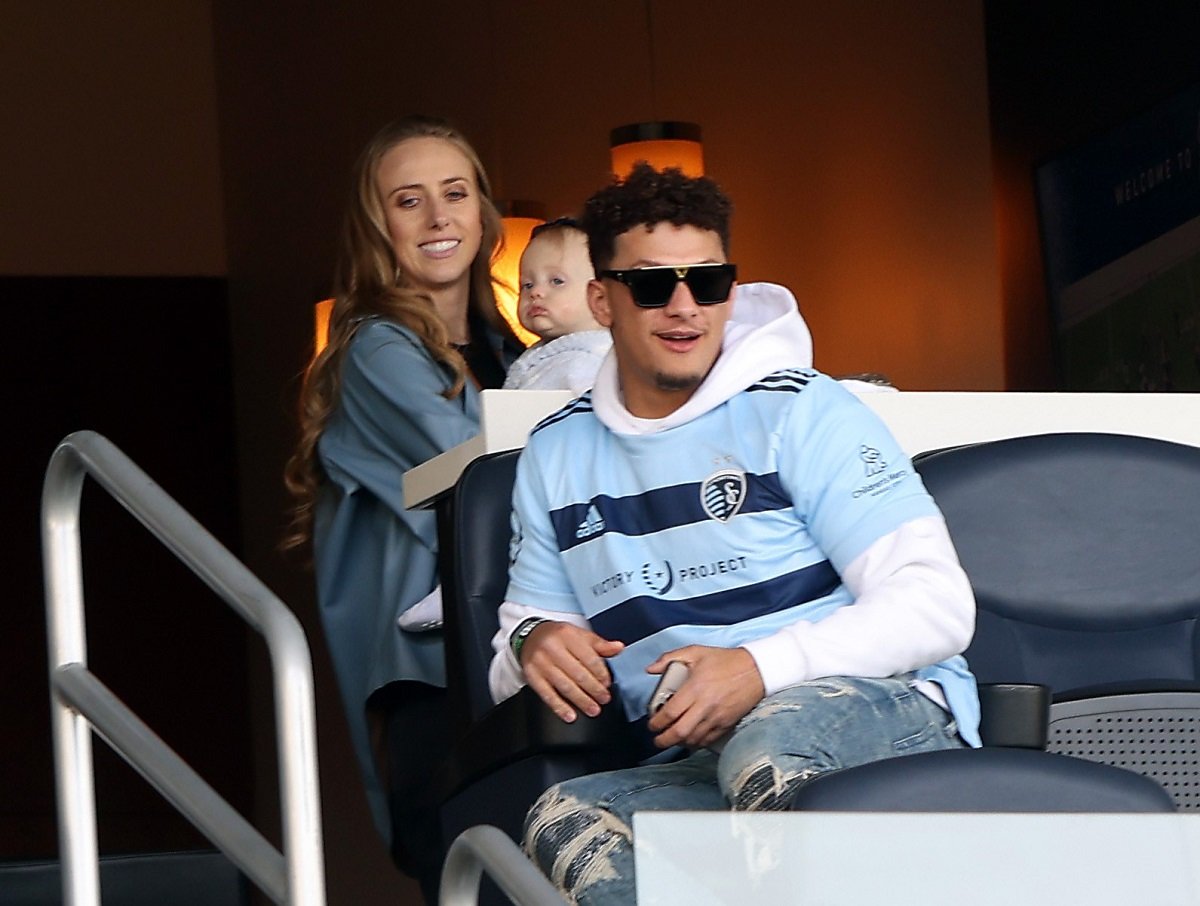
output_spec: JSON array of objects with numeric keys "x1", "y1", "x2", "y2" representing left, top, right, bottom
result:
[
  {"x1": 741, "y1": 515, "x2": 975, "y2": 694},
  {"x1": 741, "y1": 379, "x2": 975, "y2": 693}
]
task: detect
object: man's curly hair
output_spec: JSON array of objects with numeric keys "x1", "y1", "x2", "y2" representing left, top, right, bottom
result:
[{"x1": 580, "y1": 163, "x2": 732, "y2": 271}]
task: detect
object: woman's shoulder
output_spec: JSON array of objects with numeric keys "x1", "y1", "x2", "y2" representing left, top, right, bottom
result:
[
  {"x1": 344, "y1": 317, "x2": 432, "y2": 368},
  {"x1": 340, "y1": 317, "x2": 453, "y2": 397},
  {"x1": 350, "y1": 316, "x2": 423, "y2": 350}
]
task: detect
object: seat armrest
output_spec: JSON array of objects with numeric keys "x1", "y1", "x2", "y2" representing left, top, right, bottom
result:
[
  {"x1": 438, "y1": 686, "x2": 643, "y2": 800},
  {"x1": 977, "y1": 683, "x2": 1050, "y2": 749}
]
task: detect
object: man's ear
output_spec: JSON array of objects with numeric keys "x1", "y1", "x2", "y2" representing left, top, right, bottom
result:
[{"x1": 588, "y1": 279, "x2": 613, "y2": 328}]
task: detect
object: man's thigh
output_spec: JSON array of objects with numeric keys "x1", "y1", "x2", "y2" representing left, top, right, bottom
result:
[
  {"x1": 528, "y1": 748, "x2": 725, "y2": 832},
  {"x1": 717, "y1": 675, "x2": 965, "y2": 810}
]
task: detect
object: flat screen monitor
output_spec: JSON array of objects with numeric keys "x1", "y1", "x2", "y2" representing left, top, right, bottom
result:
[{"x1": 1036, "y1": 82, "x2": 1200, "y2": 391}]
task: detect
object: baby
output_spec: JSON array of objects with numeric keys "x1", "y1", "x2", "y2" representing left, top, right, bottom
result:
[
  {"x1": 400, "y1": 220, "x2": 607, "y2": 633},
  {"x1": 502, "y1": 217, "x2": 612, "y2": 395}
]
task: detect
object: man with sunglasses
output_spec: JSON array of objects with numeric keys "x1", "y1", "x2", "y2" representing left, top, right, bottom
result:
[{"x1": 489, "y1": 163, "x2": 978, "y2": 904}]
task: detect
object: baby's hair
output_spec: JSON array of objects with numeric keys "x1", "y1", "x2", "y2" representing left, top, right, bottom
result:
[{"x1": 530, "y1": 216, "x2": 586, "y2": 242}]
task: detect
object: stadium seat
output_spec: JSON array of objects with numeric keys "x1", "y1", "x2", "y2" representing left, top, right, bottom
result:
[
  {"x1": 796, "y1": 431, "x2": 1200, "y2": 812},
  {"x1": 430, "y1": 428, "x2": 1200, "y2": 876}
]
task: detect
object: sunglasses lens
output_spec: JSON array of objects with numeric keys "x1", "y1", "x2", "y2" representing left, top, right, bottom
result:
[
  {"x1": 627, "y1": 269, "x2": 680, "y2": 308},
  {"x1": 686, "y1": 266, "x2": 735, "y2": 303},
  {"x1": 611, "y1": 264, "x2": 737, "y2": 307}
]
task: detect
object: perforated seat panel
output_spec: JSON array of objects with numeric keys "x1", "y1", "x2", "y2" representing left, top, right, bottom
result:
[{"x1": 1048, "y1": 692, "x2": 1200, "y2": 810}]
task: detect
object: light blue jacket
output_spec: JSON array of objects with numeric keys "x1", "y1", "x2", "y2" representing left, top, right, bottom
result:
[{"x1": 313, "y1": 317, "x2": 485, "y2": 839}]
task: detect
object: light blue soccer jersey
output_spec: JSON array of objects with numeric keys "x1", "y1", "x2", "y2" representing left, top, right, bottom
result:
[{"x1": 506, "y1": 369, "x2": 978, "y2": 738}]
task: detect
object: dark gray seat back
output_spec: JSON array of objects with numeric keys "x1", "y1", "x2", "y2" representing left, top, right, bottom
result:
[{"x1": 916, "y1": 432, "x2": 1200, "y2": 807}]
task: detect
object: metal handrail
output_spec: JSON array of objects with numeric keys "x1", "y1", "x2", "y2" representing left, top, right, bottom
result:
[
  {"x1": 440, "y1": 826, "x2": 567, "y2": 906},
  {"x1": 42, "y1": 430, "x2": 325, "y2": 906}
]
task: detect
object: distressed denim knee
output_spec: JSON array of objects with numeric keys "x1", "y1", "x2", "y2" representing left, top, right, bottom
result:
[
  {"x1": 717, "y1": 675, "x2": 964, "y2": 812},
  {"x1": 523, "y1": 783, "x2": 632, "y2": 905},
  {"x1": 522, "y1": 753, "x2": 724, "y2": 904}
]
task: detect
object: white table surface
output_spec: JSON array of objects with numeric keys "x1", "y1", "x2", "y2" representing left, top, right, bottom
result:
[
  {"x1": 403, "y1": 389, "x2": 1200, "y2": 510},
  {"x1": 635, "y1": 811, "x2": 1200, "y2": 905}
]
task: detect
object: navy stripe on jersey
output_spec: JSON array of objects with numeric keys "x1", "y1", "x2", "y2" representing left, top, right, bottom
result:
[
  {"x1": 530, "y1": 394, "x2": 593, "y2": 435},
  {"x1": 551, "y1": 472, "x2": 792, "y2": 550},
  {"x1": 590, "y1": 559, "x2": 841, "y2": 644},
  {"x1": 747, "y1": 369, "x2": 817, "y2": 394}
]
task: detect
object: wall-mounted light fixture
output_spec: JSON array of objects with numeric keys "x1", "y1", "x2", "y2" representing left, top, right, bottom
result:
[{"x1": 493, "y1": 200, "x2": 546, "y2": 347}]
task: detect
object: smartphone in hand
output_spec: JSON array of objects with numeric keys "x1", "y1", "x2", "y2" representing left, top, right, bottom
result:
[{"x1": 649, "y1": 661, "x2": 689, "y2": 713}]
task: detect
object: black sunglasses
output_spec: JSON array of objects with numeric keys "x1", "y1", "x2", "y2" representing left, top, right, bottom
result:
[{"x1": 598, "y1": 263, "x2": 737, "y2": 308}]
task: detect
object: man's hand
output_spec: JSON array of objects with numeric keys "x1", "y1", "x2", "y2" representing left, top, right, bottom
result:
[
  {"x1": 645, "y1": 646, "x2": 765, "y2": 749},
  {"x1": 520, "y1": 621, "x2": 625, "y2": 723}
]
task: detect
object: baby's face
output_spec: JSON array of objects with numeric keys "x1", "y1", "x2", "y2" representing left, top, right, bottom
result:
[{"x1": 517, "y1": 231, "x2": 601, "y2": 340}]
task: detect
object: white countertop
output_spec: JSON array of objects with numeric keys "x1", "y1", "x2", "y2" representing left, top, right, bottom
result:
[
  {"x1": 403, "y1": 389, "x2": 1200, "y2": 509},
  {"x1": 635, "y1": 811, "x2": 1200, "y2": 905},
  {"x1": 402, "y1": 389, "x2": 572, "y2": 509}
]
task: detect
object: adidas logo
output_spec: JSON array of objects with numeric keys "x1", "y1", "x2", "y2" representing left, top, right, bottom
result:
[{"x1": 575, "y1": 505, "x2": 606, "y2": 539}]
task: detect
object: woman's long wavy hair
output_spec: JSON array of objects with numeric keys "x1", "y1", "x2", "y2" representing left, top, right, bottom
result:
[{"x1": 283, "y1": 116, "x2": 507, "y2": 550}]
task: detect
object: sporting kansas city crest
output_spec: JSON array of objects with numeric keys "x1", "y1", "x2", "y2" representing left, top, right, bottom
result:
[{"x1": 701, "y1": 469, "x2": 747, "y2": 522}]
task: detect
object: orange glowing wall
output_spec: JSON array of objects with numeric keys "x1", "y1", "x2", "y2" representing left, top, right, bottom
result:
[
  {"x1": 483, "y1": 1, "x2": 1004, "y2": 390},
  {"x1": 493, "y1": 217, "x2": 543, "y2": 347}
]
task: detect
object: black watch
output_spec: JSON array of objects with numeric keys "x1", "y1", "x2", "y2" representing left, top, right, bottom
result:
[{"x1": 510, "y1": 617, "x2": 549, "y2": 662}]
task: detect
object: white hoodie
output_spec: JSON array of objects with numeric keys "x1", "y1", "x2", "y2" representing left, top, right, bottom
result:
[{"x1": 590, "y1": 281, "x2": 814, "y2": 435}]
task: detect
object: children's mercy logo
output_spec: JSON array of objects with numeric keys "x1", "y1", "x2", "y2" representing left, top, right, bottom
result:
[
  {"x1": 701, "y1": 469, "x2": 747, "y2": 523},
  {"x1": 852, "y1": 445, "x2": 909, "y2": 499},
  {"x1": 860, "y1": 445, "x2": 886, "y2": 477},
  {"x1": 575, "y1": 504, "x2": 606, "y2": 539}
]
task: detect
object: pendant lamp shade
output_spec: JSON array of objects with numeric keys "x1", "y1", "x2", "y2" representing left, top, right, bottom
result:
[{"x1": 610, "y1": 121, "x2": 704, "y2": 177}]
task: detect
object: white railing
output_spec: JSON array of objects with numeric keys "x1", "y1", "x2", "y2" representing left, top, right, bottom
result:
[
  {"x1": 41, "y1": 431, "x2": 325, "y2": 906},
  {"x1": 440, "y1": 826, "x2": 566, "y2": 906}
]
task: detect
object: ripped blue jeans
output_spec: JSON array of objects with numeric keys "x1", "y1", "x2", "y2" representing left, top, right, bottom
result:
[{"x1": 523, "y1": 675, "x2": 966, "y2": 905}]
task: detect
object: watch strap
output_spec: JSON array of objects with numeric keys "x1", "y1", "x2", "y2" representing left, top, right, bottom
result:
[{"x1": 510, "y1": 616, "x2": 550, "y2": 662}]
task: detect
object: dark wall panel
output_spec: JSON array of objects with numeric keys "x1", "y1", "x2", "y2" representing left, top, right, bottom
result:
[
  {"x1": 2, "y1": 276, "x2": 249, "y2": 858},
  {"x1": 985, "y1": 0, "x2": 1200, "y2": 389}
]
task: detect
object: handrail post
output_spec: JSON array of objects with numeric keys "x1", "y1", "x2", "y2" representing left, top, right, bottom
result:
[
  {"x1": 41, "y1": 431, "x2": 326, "y2": 906},
  {"x1": 440, "y1": 825, "x2": 566, "y2": 906},
  {"x1": 42, "y1": 441, "x2": 100, "y2": 906},
  {"x1": 41, "y1": 429, "x2": 577, "y2": 906},
  {"x1": 271, "y1": 623, "x2": 325, "y2": 906}
]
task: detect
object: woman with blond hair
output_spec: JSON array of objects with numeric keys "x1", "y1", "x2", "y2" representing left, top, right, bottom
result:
[{"x1": 285, "y1": 115, "x2": 520, "y2": 900}]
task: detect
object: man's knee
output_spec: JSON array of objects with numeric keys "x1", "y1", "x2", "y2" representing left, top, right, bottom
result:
[
  {"x1": 523, "y1": 784, "x2": 632, "y2": 902},
  {"x1": 724, "y1": 754, "x2": 826, "y2": 811}
]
